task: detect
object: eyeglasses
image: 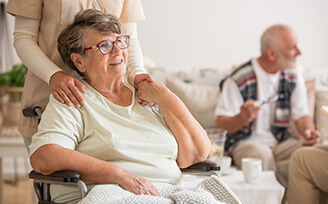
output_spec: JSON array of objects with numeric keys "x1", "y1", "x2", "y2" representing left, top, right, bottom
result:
[
  {"x1": 83, "y1": 35, "x2": 130, "y2": 54},
  {"x1": 259, "y1": 94, "x2": 279, "y2": 106}
]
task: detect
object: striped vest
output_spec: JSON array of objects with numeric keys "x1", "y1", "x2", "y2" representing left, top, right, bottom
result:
[{"x1": 224, "y1": 60, "x2": 297, "y2": 150}]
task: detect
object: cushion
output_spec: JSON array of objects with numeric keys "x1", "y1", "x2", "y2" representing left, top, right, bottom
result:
[
  {"x1": 165, "y1": 77, "x2": 220, "y2": 129},
  {"x1": 147, "y1": 65, "x2": 229, "y2": 86},
  {"x1": 315, "y1": 89, "x2": 328, "y2": 144}
]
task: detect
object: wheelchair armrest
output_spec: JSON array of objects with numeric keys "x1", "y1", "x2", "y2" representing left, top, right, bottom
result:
[
  {"x1": 29, "y1": 170, "x2": 81, "y2": 183},
  {"x1": 30, "y1": 170, "x2": 88, "y2": 201},
  {"x1": 181, "y1": 159, "x2": 220, "y2": 171}
]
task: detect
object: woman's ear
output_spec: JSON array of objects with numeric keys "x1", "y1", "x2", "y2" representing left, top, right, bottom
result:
[{"x1": 71, "y1": 53, "x2": 86, "y2": 73}]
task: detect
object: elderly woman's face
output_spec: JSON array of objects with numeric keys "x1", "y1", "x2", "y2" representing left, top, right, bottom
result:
[{"x1": 80, "y1": 29, "x2": 128, "y2": 80}]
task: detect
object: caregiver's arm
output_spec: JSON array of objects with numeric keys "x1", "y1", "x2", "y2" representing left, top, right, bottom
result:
[
  {"x1": 13, "y1": 16, "x2": 86, "y2": 108},
  {"x1": 137, "y1": 81, "x2": 211, "y2": 168},
  {"x1": 30, "y1": 145, "x2": 159, "y2": 196}
]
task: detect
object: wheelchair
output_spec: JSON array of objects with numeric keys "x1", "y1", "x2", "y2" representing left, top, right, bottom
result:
[{"x1": 23, "y1": 106, "x2": 221, "y2": 204}]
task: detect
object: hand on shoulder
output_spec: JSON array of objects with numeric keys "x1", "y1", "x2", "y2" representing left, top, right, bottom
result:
[{"x1": 49, "y1": 71, "x2": 86, "y2": 108}]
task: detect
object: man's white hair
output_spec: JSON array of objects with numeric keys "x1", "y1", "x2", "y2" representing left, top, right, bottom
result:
[{"x1": 260, "y1": 24, "x2": 294, "y2": 54}]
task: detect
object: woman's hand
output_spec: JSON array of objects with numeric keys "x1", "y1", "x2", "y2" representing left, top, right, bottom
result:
[
  {"x1": 49, "y1": 71, "x2": 86, "y2": 108},
  {"x1": 118, "y1": 170, "x2": 160, "y2": 196},
  {"x1": 30, "y1": 144, "x2": 160, "y2": 197},
  {"x1": 134, "y1": 74, "x2": 155, "y2": 106},
  {"x1": 137, "y1": 81, "x2": 170, "y2": 105},
  {"x1": 134, "y1": 73, "x2": 154, "y2": 89}
]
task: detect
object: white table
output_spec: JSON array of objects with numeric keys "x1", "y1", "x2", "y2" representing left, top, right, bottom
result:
[
  {"x1": 0, "y1": 136, "x2": 28, "y2": 204},
  {"x1": 183, "y1": 169, "x2": 284, "y2": 204},
  {"x1": 221, "y1": 170, "x2": 284, "y2": 204}
]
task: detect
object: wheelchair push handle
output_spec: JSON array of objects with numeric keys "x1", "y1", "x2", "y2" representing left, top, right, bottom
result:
[{"x1": 22, "y1": 106, "x2": 42, "y2": 124}]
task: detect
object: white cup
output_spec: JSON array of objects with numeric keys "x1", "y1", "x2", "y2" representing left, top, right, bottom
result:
[
  {"x1": 242, "y1": 158, "x2": 262, "y2": 184},
  {"x1": 221, "y1": 156, "x2": 232, "y2": 175}
]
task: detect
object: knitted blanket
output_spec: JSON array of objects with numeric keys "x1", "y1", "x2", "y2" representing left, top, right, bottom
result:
[{"x1": 78, "y1": 176, "x2": 242, "y2": 204}]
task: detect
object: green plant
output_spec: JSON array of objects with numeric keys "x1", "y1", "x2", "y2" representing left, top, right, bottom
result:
[{"x1": 0, "y1": 63, "x2": 27, "y2": 87}]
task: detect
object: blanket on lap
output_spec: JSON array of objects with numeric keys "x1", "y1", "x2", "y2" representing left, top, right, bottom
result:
[{"x1": 79, "y1": 176, "x2": 241, "y2": 204}]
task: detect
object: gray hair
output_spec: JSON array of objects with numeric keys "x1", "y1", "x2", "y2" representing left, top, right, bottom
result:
[
  {"x1": 260, "y1": 24, "x2": 293, "y2": 54},
  {"x1": 57, "y1": 9, "x2": 121, "y2": 76}
]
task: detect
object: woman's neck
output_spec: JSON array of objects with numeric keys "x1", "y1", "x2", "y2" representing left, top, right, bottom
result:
[{"x1": 87, "y1": 76, "x2": 133, "y2": 107}]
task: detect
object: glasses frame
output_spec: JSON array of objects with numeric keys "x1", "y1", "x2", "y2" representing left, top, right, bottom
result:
[
  {"x1": 83, "y1": 35, "x2": 130, "y2": 55},
  {"x1": 260, "y1": 93, "x2": 279, "y2": 106}
]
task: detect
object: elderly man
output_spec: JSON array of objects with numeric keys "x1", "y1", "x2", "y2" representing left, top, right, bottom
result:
[{"x1": 215, "y1": 24, "x2": 320, "y2": 186}]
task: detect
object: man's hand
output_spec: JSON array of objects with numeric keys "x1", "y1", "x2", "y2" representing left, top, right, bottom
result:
[
  {"x1": 49, "y1": 71, "x2": 86, "y2": 108},
  {"x1": 302, "y1": 129, "x2": 321, "y2": 146},
  {"x1": 239, "y1": 100, "x2": 261, "y2": 123},
  {"x1": 134, "y1": 73, "x2": 155, "y2": 106}
]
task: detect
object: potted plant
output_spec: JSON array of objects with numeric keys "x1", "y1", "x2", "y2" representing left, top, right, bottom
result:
[{"x1": 0, "y1": 63, "x2": 27, "y2": 128}]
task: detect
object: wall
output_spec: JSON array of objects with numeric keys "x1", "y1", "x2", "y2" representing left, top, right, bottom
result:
[{"x1": 138, "y1": 0, "x2": 328, "y2": 71}]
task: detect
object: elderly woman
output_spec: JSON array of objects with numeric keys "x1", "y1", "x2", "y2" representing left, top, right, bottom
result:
[{"x1": 29, "y1": 9, "x2": 211, "y2": 204}]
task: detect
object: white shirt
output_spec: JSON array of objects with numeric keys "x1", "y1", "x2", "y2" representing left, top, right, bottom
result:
[{"x1": 215, "y1": 58, "x2": 309, "y2": 147}]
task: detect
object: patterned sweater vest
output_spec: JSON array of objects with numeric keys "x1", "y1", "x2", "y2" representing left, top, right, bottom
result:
[{"x1": 225, "y1": 60, "x2": 297, "y2": 150}]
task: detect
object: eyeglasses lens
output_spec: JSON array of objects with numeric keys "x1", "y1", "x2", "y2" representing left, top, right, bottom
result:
[
  {"x1": 99, "y1": 41, "x2": 113, "y2": 54},
  {"x1": 116, "y1": 37, "x2": 129, "y2": 48},
  {"x1": 99, "y1": 36, "x2": 129, "y2": 54}
]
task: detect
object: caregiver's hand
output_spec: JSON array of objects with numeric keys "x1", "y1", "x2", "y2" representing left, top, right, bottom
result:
[{"x1": 50, "y1": 71, "x2": 86, "y2": 108}]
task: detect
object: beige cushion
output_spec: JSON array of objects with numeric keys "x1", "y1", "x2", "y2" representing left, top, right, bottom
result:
[
  {"x1": 315, "y1": 89, "x2": 328, "y2": 144},
  {"x1": 165, "y1": 77, "x2": 220, "y2": 129}
]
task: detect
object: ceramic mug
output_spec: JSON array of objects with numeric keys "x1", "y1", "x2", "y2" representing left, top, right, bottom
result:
[{"x1": 241, "y1": 158, "x2": 262, "y2": 184}]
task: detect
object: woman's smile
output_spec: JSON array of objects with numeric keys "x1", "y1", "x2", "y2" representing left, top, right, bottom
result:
[{"x1": 109, "y1": 59, "x2": 123, "y2": 66}]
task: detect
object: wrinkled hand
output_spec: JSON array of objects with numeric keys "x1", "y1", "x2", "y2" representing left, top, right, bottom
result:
[
  {"x1": 134, "y1": 74, "x2": 155, "y2": 106},
  {"x1": 50, "y1": 71, "x2": 86, "y2": 108},
  {"x1": 239, "y1": 100, "x2": 261, "y2": 123},
  {"x1": 137, "y1": 81, "x2": 169, "y2": 105},
  {"x1": 119, "y1": 171, "x2": 160, "y2": 196},
  {"x1": 302, "y1": 129, "x2": 321, "y2": 146}
]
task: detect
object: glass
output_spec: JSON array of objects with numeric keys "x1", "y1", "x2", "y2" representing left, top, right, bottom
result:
[
  {"x1": 206, "y1": 128, "x2": 227, "y2": 167},
  {"x1": 83, "y1": 35, "x2": 130, "y2": 54}
]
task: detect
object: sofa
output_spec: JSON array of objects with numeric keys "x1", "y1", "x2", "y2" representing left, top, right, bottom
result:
[{"x1": 145, "y1": 60, "x2": 328, "y2": 144}]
